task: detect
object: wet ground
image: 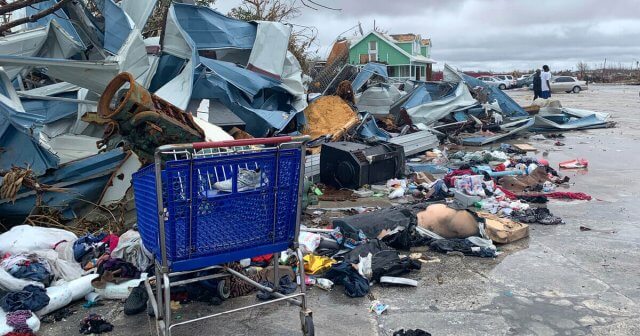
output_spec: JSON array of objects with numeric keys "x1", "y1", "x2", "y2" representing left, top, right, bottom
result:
[{"x1": 43, "y1": 85, "x2": 640, "y2": 336}]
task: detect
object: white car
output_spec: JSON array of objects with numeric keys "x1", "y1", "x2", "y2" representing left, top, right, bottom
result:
[
  {"x1": 477, "y1": 76, "x2": 508, "y2": 90},
  {"x1": 549, "y1": 76, "x2": 588, "y2": 93},
  {"x1": 494, "y1": 75, "x2": 516, "y2": 89}
]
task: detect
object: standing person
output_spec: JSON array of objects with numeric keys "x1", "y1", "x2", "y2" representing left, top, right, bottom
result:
[
  {"x1": 532, "y1": 69, "x2": 542, "y2": 100},
  {"x1": 540, "y1": 65, "x2": 552, "y2": 99}
]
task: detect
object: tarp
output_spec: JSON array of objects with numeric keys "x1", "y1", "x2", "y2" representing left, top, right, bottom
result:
[
  {"x1": 172, "y1": 3, "x2": 257, "y2": 52},
  {"x1": 351, "y1": 62, "x2": 388, "y2": 92},
  {"x1": 247, "y1": 21, "x2": 291, "y2": 79}
]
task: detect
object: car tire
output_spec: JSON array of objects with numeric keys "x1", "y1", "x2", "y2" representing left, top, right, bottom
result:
[
  {"x1": 572, "y1": 86, "x2": 581, "y2": 93},
  {"x1": 499, "y1": 84, "x2": 506, "y2": 90}
]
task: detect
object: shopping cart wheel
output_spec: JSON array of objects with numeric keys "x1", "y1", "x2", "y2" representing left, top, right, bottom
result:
[
  {"x1": 302, "y1": 315, "x2": 314, "y2": 336},
  {"x1": 217, "y1": 279, "x2": 231, "y2": 300}
]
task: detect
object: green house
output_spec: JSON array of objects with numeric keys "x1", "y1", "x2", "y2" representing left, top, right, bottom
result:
[{"x1": 348, "y1": 31, "x2": 435, "y2": 81}]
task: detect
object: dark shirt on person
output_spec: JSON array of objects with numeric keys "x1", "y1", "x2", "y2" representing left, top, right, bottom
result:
[{"x1": 533, "y1": 75, "x2": 542, "y2": 92}]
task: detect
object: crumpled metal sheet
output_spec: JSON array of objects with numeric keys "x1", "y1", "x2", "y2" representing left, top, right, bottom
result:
[
  {"x1": 25, "y1": 0, "x2": 84, "y2": 47},
  {"x1": 391, "y1": 64, "x2": 477, "y2": 125},
  {"x1": 0, "y1": 101, "x2": 60, "y2": 175},
  {"x1": 247, "y1": 21, "x2": 291, "y2": 79},
  {"x1": 103, "y1": 0, "x2": 135, "y2": 54},
  {"x1": 172, "y1": 3, "x2": 257, "y2": 52},
  {"x1": 351, "y1": 62, "x2": 388, "y2": 93},
  {"x1": 460, "y1": 70, "x2": 528, "y2": 119},
  {"x1": 0, "y1": 21, "x2": 84, "y2": 79}
]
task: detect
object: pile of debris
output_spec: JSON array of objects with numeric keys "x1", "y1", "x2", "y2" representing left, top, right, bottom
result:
[{"x1": 0, "y1": 0, "x2": 612, "y2": 333}]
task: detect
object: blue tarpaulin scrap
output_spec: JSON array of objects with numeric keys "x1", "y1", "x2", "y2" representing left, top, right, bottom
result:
[
  {"x1": 25, "y1": 0, "x2": 85, "y2": 47},
  {"x1": 103, "y1": 0, "x2": 134, "y2": 54},
  {"x1": 461, "y1": 74, "x2": 528, "y2": 119},
  {"x1": 351, "y1": 63, "x2": 388, "y2": 92},
  {"x1": 172, "y1": 3, "x2": 257, "y2": 51}
]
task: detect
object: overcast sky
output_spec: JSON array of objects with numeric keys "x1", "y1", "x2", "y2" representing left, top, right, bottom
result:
[{"x1": 214, "y1": 0, "x2": 640, "y2": 72}]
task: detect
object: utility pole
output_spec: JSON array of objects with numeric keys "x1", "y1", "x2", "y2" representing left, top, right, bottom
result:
[{"x1": 602, "y1": 58, "x2": 607, "y2": 83}]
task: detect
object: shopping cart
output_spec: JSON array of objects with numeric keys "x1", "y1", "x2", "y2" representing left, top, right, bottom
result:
[{"x1": 132, "y1": 136, "x2": 313, "y2": 336}]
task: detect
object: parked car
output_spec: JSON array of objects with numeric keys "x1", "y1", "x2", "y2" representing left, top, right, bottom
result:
[
  {"x1": 516, "y1": 74, "x2": 533, "y2": 88},
  {"x1": 549, "y1": 76, "x2": 588, "y2": 93},
  {"x1": 529, "y1": 76, "x2": 588, "y2": 94},
  {"x1": 477, "y1": 76, "x2": 507, "y2": 90},
  {"x1": 494, "y1": 75, "x2": 516, "y2": 89}
]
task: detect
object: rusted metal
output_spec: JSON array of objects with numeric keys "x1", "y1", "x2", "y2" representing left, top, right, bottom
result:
[{"x1": 92, "y1": 72, "x2": 205, "y2": 163}]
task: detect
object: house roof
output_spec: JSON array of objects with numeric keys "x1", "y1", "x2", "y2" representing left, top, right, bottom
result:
[
  {"x1": 421, "y1": 38, "x2": 431, "y2": 46},
  {"x1": 327, "y1": 39, "x2": 349, "y2": 65},
  {"x1": 389, "y1": 33, "x2": 417, "y2": 42},
  {"x1": 349, "y1": 31, "x2": 436, "y2": 64}
]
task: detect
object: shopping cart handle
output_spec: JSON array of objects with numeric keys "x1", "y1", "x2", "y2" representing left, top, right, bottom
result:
[{"x1": 192, "y1": 136, "x2": 310, "y2": 150}]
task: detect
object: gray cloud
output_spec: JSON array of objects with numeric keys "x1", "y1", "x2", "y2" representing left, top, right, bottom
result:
[{"x1": 215, "y1": 0, "x2": 640, "y2": 71}]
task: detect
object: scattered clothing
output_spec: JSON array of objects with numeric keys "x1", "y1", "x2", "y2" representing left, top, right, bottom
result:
[
  {"x1": 325, "y1": 262, "x2": 369, "y2": 298},
  {"x1": 1, "y1": 254, "x2": 53, "y2": 286},
  {"x1": 73, "y1": 233, "x2": 107, "y2": 262},
  {"x1": 1, "y1": 285, "x2": 50, "y2": 312},
  {"x1": 303, "y1": 255, "x2": 336, "y2": 275},
  {"x1": 110, "y1": 230, "x2": 153, "y2": 273},
  {"x1": 227, "y1": 263, "x2": 260, "y2": 298},
  {"x1": 6, "y1": 310, "x2": 34, "y2": 334},
  {"x1": 444, "y1": 169, "x2": 474, "y2": 187},
  {"x1": 79, "y1": 314, "x2": 113, "y2": 334},
  {"x1": 429, "y1": 238, "x2": 497, "y2": 258},
  {"x1": 256, "y1": 275, "x2": 297, "y2": 300}
]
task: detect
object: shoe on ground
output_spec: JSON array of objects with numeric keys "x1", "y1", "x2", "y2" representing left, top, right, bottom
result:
[{"x1": 124, "y1": 283, "x2": 148, "y2": 316}]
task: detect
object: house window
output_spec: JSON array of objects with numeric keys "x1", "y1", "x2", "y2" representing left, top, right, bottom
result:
[
  {"x1": 368, "y1": 41, "x2": 378, "y2": 62},
  {"x1": 388, "y1": 65, "x2": 410, "y2": 78},
  {"x1": 359, "y1": 54, "x2": 369, "y2": 63}
]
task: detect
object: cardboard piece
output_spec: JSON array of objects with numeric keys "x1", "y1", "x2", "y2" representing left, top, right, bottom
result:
[
  {"x1": 478, "y1": 212, "x2": 529, "y2": 244},
  {"x1": 513, "y1": 143, "x2": 537, "y2": 152}
]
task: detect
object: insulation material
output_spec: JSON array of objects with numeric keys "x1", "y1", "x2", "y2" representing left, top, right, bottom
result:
[{"x1": 303, "y1": 96, "x2": 357, "y2": 140}]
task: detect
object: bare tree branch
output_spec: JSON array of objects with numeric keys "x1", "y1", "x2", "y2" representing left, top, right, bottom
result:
[
  {"x1": 0, "y1": 0, "x2": 48, "y2": 16},
  {"x1": 0, "y1": 0, "x2": 73, "y2": 35},
  {"x1": 306, "y1": 0, "x2": 340, "y2": 11}
]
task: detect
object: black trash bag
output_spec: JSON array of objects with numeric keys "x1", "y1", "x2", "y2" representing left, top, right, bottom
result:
[{"x1": 393, "y1": 329, "x2": 432, "y2": 336}]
